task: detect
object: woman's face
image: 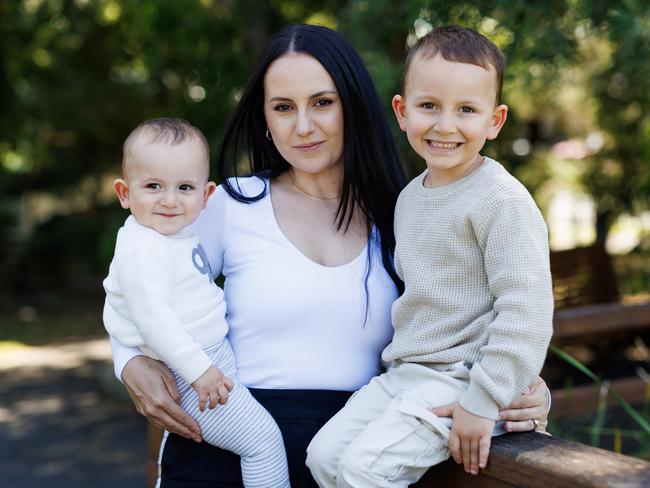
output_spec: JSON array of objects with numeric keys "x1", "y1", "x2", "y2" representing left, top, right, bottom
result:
[{"x1": 263, "y1": 53, "x2": 344, "y2": 177}]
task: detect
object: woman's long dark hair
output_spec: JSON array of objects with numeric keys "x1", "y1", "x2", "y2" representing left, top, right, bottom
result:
[{"x1": 217, "y1": 24, "x2": 406, "y2": 293}]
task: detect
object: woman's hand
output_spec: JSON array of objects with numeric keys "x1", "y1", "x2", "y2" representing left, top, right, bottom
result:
[
  {"x1": 498, "y1": 377, "x2": 550, "y2": 433},
  {"x1": 428, "y1": 377, "x2": 550, "y2": 434},
  {"x1": 121, "y1": 355, "x2": 203, "y2": 442}
]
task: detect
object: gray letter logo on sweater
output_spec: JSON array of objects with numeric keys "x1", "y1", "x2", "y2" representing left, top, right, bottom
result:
[{"x1": 192, "y1": 244, "x2": 213, "y2": 281}]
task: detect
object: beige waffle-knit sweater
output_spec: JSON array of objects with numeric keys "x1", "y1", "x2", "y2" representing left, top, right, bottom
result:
[{"x1": 382, "y1": 158, "x2": 553, "y2": 420}]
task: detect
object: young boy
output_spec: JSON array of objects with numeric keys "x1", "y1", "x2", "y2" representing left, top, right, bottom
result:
[
  {"x1": 102, "y1": 118, "x2": 289, "y2": 488},
  {"x1": 306, "y1": 26, "x2": 553, "y2": 488}
]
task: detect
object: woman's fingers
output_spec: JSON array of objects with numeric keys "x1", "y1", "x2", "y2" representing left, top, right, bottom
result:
[
  {"x1": 499, "y1": 406, "x2": 543, "y2": 422},
  {"x1": 121, "y1": 356, "x2": 202, "y2": 441},
  {"x1": 503, "y1": 418, "x2": 549, "y2": 433},
  {"x1": 500, "y1": 377, "x2": 550, "y2": 434}
]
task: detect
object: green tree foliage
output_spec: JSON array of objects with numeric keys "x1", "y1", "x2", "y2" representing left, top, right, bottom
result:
[
  {"x1": 1, "y1": 0, "x2": 648, "y2": 292},
  {"x1": 579, "y1": 1, "x2": 650, "y2": 243}
]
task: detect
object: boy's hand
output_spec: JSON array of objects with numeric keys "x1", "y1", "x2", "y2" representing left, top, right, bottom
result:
[
  {"x1": 191, "y1": 366, "x2": 235, "y2": 412},
  {"x1": 448, "y1": 404, "x2": 495, "y2": 475}
]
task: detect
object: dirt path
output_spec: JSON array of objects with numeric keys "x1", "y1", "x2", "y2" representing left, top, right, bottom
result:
[{"x1": 0, "y1": 339, "x2": 147, "y2": 487}]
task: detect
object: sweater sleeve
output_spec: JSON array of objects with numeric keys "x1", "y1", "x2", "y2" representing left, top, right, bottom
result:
[
  {"x1": 115, "y1": 243, "x2": 213, "y2": 385},
  {"x1": 459, "y1": 196, "x2": 554, "y2": 420}
]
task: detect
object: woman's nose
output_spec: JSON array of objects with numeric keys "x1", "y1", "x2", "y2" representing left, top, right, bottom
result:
[{"x1": 296, "y1": 109, "x2": 315, "y2": 136}]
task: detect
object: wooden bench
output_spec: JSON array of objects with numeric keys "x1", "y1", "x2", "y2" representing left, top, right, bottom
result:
[
  {"x1": 551, "y1": 244, "x2": 650, "y2": 344},
  {"x1": 548, "y1": 244, "x2": 650, "y2": 417}
]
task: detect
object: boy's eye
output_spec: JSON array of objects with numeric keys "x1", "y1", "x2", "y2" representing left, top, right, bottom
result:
[
  {"x1": 459, "y1": 106, "x2": 476, "y2": 113},
  {"x1": 420, "y1": 102, "x2": 437, "y2": 110},
  {"x1": 179, "y1": 184, "x2": 194, "y2": 191},
  {"x1": 146, "y1": 183, "x2": 161, "y2": 190}
]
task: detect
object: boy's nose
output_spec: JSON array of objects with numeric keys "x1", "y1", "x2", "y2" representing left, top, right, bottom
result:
[{"x1": 434, "y1": 112, "x2": 456, "y2": 134}]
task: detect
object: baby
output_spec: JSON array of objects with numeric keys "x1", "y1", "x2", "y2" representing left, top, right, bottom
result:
[{"x1": 102, "y1": 118, "x2": 289, "y2": 488}]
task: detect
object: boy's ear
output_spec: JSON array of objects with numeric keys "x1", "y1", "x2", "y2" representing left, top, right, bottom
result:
[
  {"x1": 391, "y1": 95, "x2": 408, "y2": 133},
  {"x1": 487, "y1": 104, "x2": 508, "y2": 140},
  {"x1": 113, "y1": 179, "x2": 130, "y2": 209},
  {"x1": 202, "y1": 181, "x2": 217, "y2": 208}
]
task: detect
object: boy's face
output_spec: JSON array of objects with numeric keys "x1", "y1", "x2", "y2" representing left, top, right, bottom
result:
[
  {"x1": 113, "y1": 138, "x2": 215, "y2": 235},
  {"x1": 392, "y1": 53, "x2": 507, "y2": 186}
]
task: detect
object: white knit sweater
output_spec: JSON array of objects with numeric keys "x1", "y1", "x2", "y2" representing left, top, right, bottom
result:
[
  {"x1": 103, "y1": 216, "x2": 228, "y2": 384},
  {"x1": 382, "y1": 158, "x2": 554, "y2": 420}
]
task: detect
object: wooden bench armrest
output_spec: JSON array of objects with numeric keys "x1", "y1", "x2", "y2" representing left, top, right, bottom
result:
[
  {"x1": 552, "y1": 301, "x2": 650, "y2": 342},
  {"x1": 417, "y1": 432, "x2": 650, "y2": 487}
]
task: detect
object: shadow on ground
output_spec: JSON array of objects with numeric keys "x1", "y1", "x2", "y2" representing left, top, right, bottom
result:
[{"x1": 0, "y1": 340, "x2": 147, "y2": 488}]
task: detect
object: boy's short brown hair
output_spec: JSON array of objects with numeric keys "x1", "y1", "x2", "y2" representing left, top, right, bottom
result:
[
  {"x1": 403, "y1": 25, "x2": 505, "y2": 104},
  {"x1": 122, "y1": 117, "x2": 210, "y2": 176}
]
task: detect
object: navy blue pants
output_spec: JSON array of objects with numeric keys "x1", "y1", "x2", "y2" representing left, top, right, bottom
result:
[{"x1": 160, "y1": 389, "x2": 353, "y2": 488}]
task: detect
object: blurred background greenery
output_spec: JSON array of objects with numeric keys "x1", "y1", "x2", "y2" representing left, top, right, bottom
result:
[
  {"x1": 1, "y1": 0, "x2": 650, "y2": 463},
  {"x1": 3, "y1": 0, "x2": 649, "y2": 302}
]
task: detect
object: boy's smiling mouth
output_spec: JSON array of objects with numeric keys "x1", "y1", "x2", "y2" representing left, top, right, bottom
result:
[{"x1": 426, "y1": 140, "x2": 461, "y2": 150}]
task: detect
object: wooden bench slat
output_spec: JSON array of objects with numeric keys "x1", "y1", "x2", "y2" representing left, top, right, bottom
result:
[
  {"x1": 418, "y1": 432, "x2": 650, "y2": 487},
  {"x1": 552, "y1": 302, "x2": 650, "y2": 342}
]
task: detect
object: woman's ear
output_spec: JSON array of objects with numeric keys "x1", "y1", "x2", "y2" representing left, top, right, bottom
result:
[
  {"x1": 202, "y1": 181, "x2": 217, "y2": 208},
  {"x1": 113, "y1": 179, "x2": 130, "y2": 209},
  {"x1": 392, "y1": 95, "x2": 408, "y2": 133}
]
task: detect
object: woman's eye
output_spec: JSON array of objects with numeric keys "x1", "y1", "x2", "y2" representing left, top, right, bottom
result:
[
  {"x1": 315, "y1": 98, "x2": 333, "y2": 108},
  {"x1": 274, "y1": 104, "x2": 292, "y2": 112},
  {"x1": 146, "y1": 183, "x2": 161, "y2": 190},
  {"x1": 179, "y1": 184, "x2": 194, "y2": 191}
]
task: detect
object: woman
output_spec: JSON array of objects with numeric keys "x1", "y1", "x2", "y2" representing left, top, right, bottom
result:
[{"x1": 111, "y1": 24, "x2": 550, "y2": 487}]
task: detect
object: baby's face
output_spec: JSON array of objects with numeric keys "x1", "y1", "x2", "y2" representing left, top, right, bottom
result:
[{"x1": 116, "y1": 139, "x2": 215, "y2": 235}]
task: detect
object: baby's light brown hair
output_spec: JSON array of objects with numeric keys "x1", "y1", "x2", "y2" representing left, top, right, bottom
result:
[
  {"x1": 122, "y1": 117, "x2": 210, "y2": 177},
  {"x1": 402, "y1": 25, "x2": 505, "y2": 104}
]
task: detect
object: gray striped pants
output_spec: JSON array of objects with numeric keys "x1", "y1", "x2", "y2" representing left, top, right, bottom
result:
[{"x1": 171, "y1": 339, "x2": 290, "y2": 488}]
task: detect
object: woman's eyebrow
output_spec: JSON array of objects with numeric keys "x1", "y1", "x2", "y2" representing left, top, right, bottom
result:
[{"x1": 268, "y1": 90, "x2": 337, "y2": 103}]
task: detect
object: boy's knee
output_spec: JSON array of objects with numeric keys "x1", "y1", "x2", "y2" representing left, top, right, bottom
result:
[
  {"x1": 305, "y1": 431, "x2": 338, "y2": 481},
  {"x1": 338, "y1": 445, "x2": 381, "y2": 488},
  {"x1": 304, "y1": 435, "x2": 329, "y2": 470}
]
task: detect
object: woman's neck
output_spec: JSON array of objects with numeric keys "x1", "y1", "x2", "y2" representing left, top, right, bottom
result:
[{"x1": 285, "y1": 167, "x2": 343, "y2": 201}]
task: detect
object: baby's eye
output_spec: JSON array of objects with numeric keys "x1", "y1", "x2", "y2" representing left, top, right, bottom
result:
[
  {"x1": 146, "y1": 183, "x2": 161, "y2": 190},
  {"x1": 420, "y1": 102, "x2": 437, "y2": 110},
  {"x1": 273, "y1": 103, "x2": 292, "y2": 112},
  {"x1": 314, "y1": 98, "x2": 333, "y2": 108},
  {"x1": 459, "y1": 106, "x2": 476, "y2": 113},
  {"x1": 179, "y1": 184, "x2": 195, "y2": 191}
]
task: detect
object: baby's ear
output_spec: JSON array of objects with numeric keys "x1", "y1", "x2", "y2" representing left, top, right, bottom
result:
[
  {"x1": 392, "y1": 94, "x2": 408, "y2": 132},
  {"x1": 113, "y1": 179, "x2": 130, "y2": 209},
  {"x1": 202, "y1": 181, "x2": 217, "y2": 208}
]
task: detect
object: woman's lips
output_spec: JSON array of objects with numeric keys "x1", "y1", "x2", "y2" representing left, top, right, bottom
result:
[{"x1": 294, "y1": 141, "x2": 325, "y2": 152}]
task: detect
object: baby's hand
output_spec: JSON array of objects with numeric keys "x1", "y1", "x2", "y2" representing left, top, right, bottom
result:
[
  {"x1": 191, "y1": 366, "x2": 234, "y2": 411},
  {"x1": 448, "y1": 404, "x2": 495, "y2": 475}
]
